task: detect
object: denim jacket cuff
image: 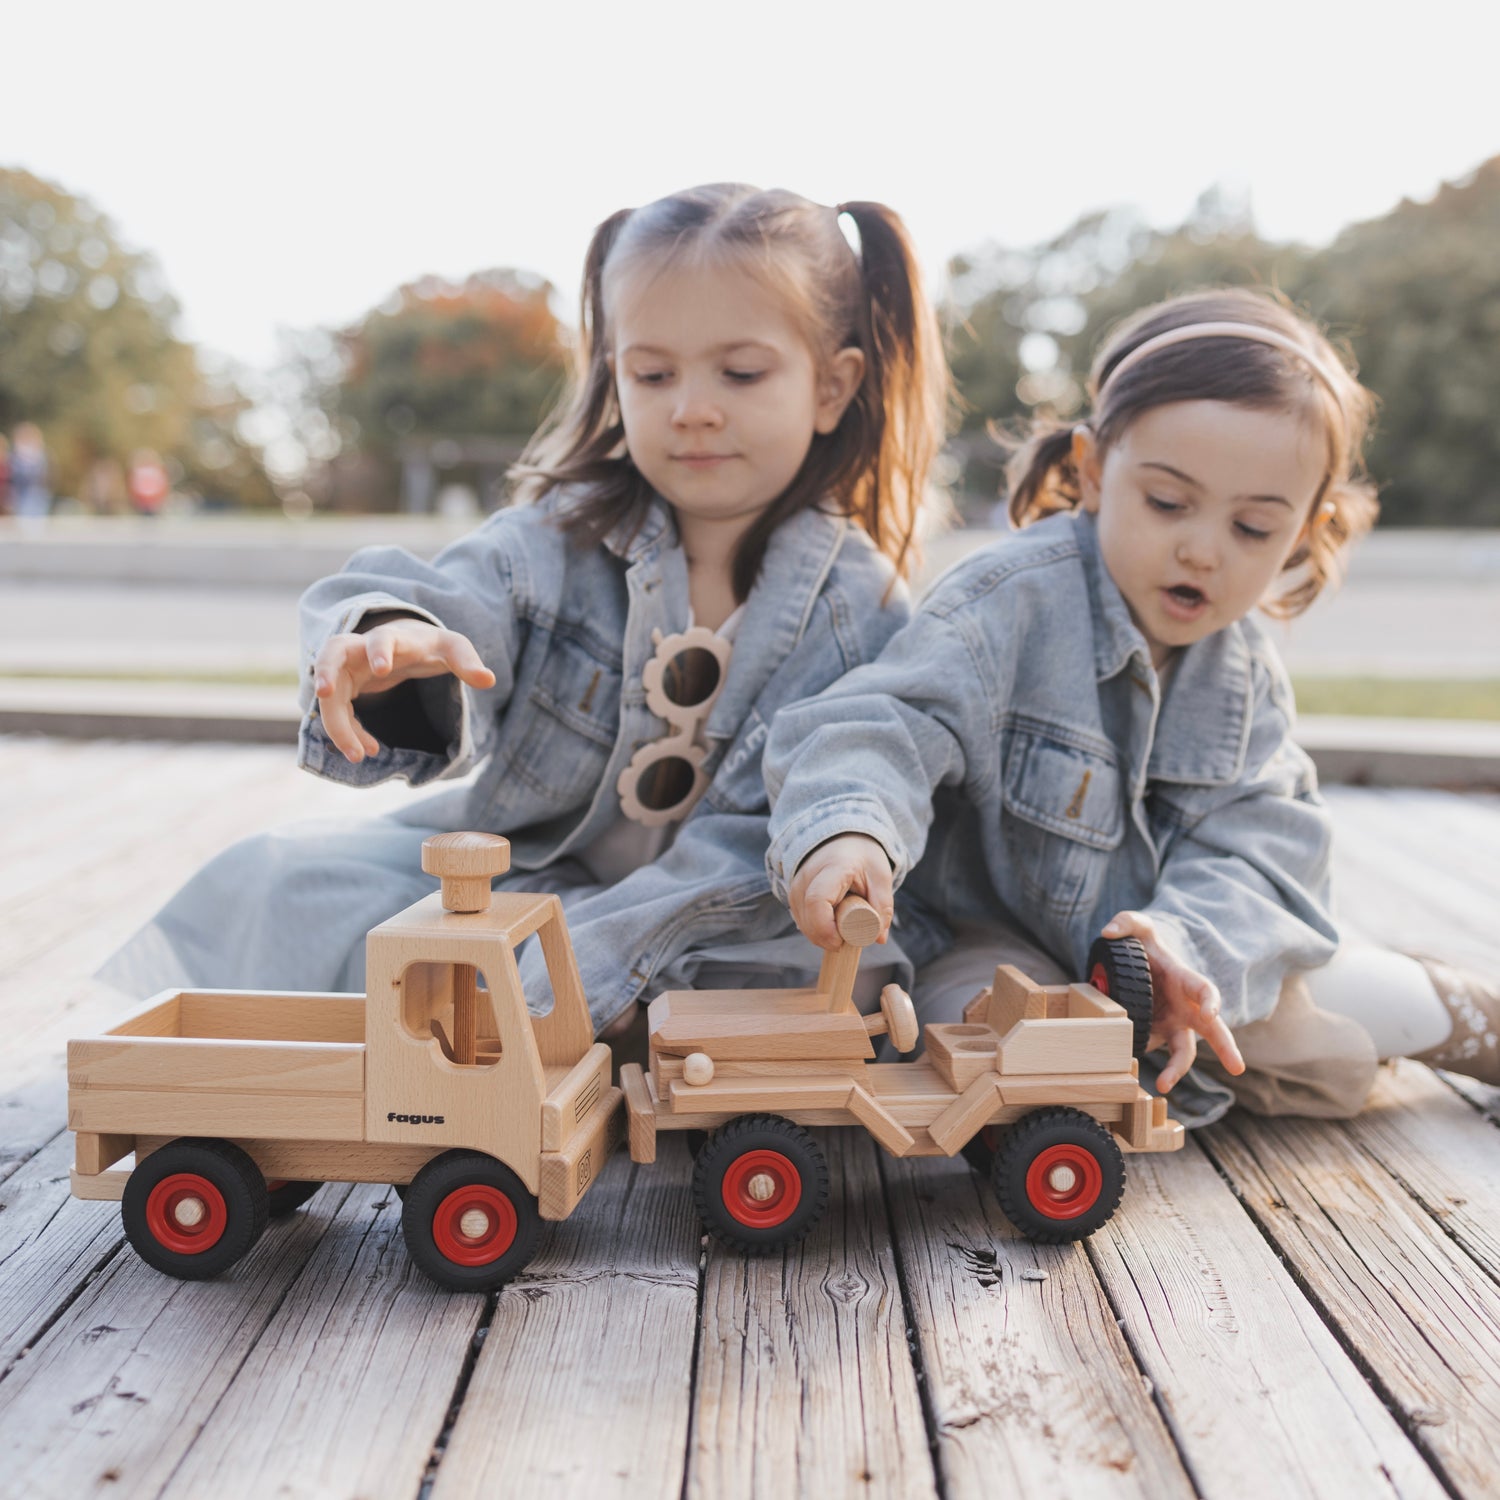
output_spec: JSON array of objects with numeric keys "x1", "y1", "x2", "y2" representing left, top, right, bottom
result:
[
  {"x1": 767, "y1": 795, "x2": 905, "y2": 904},
  {"x1": 297, "y1": 713, "x2": 462, "y2": 787}
]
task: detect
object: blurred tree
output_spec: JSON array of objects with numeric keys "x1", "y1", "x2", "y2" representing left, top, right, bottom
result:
[
  {"x1": 316, "y1": 269, "x2": 568, "y2": 509},
  {"x1": 0, "y1": 166, "x2": 275, "y2": 507},
  {"x1": 945, "y1": 162, "x2": 1500, "y2": 526},
  {"x1": 1298, "y1": 158, "x2": 1500, "y2": 526}
]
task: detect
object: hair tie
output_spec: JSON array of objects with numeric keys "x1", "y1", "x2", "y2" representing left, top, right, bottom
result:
[{"x1": 1098, "y1": 321, "x2": 1345, "y2": 406}]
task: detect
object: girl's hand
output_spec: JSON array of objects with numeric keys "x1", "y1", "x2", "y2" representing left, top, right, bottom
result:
[
  {"x1": 788, "y1": 834, "x2": 894, "y2": 951},
  {"x1": 312, "y1": 618, "x2": 496, "y2": 764},
  {"x1": 1100, "y1": 910, "x2": 1247, "y2": 1092}
]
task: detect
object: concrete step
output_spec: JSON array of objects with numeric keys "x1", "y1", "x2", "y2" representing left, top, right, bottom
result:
[{"x1": 1, "y1": 678, "x2": 1496, "y2": 789}]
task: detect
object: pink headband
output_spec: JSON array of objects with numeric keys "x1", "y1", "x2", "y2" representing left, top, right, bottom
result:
[{"x1": 1097, "y1": 321, "x2": 1346, "y2": 406}]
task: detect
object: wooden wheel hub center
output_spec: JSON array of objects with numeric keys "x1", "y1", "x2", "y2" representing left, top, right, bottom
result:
[
  {"x1": 459, "y1": 1208, "x2": 493, "y2": 1239},
  {"x1": 1047, "y1": 1164, "x2": 1078, "y2": 1194},
  {"x1": 746, "y1": 1172, "x2": 777, "y2": 1202},
  {"x1": 174, "y1": 1195, "x2": 207, "y2": 1228}
]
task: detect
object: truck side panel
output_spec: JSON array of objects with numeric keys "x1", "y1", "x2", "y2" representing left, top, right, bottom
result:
[{"x1": 69, "y1": 1088, "x2": 363, "y2": 1142}]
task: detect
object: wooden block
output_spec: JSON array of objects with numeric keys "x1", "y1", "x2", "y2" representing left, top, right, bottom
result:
[
  {"x1": 994, "y1": 1015, "x2": 1131, "y2": 1076},
  {"x1": 665, "y1": 1075, "x2": 854, "y2": 1115},
  {"x1": 69, "y1": 1088, "x2": 365, "y2": 1141},
  {"x1": 74, "y1": 1131, "x2": 134, "y2": 1175},
  {"x1": 537, "y1": 1085, "x2": 622, "y2": 1220},
  {"x1": 540, "y1": 1042, "x2": 612, "y2": 1151},
  {"x1": 924, "y1": 1023, "x2": 1000, "y2": 1092},
  {"x1": 927, "y1": 1075, "x2": 1005, "y2": 1156},
  {"x1": 69, "y1": 1167, "x2": 130, "y2": 1201},
  {"x1": 103, "y1": 991, "x2": 184, "y2": 1038},
  {"x1": 69, "y1": 1038, "x2": 366, "y2": 1096},
  {"x1": 996, "y1": 1071, "x2": 1143, "y2": 1107},
  {"x1": 981, "y1": 965, "x2": 1049, "y2": 1033},
  {"x1": 176, "y1": 990, "x2": 366, "y2": 1043},
  {"x1": 619, "y1": 1062, "x2": 657, "y2": 1165},
  {"x1": 845, "y1": 1083, "x2": 918, "y2": 1156},
  {"x1": 652, "y1": 1010, "x2": 876, "y2": 1062}
]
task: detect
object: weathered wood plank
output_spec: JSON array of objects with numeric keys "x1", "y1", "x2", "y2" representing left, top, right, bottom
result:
[
  {"x1": 0, "y1": 1075, "x2": 68, "y2": 1185},
  {"x1": 0, "y1": 1183, "x2": 353, "y2": 1499},
  {"x1": 156, "y1": 1184, "x2": 481, "y2": 1500},
  {"x1": 883, "y1": 1149, "x2": 1193, "y2": 1499},
  {"x1": 687, "y1": 1129, "x2": 934, "y2": 1499},
  {"x1": 1202, "y1": 1107, "x2": 1500, "y2": 1497},
  {"x1": 1090, "y1": 1140, "x2": 1443, "y2": 1499},
  {"x1": 0, "y1": 1135, "x2": 123, "y2": 1377},
  {"x1": 430, "y1": 1145, "x2": 700, "y2": 1500}
]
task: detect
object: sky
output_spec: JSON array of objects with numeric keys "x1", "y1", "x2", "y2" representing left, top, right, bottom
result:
[{"x1": 3, "y1": 0, "x2": 1497, "y2": 373}]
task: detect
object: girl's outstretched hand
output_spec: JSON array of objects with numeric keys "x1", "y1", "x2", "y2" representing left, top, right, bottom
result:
[
  {"x1": 1100, "y1": 910, "x2": 1247, "y2": 1092},
  {"x1": 789, "y1": 834, "x2": 894, "y2": 951},
  {"x1": 312, "y1": 618, "x2": 496, "y2": 764}
]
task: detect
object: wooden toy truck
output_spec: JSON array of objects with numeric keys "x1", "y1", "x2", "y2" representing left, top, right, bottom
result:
[
  {"x1": 67, "y1": 833, "x2": 622, "y2": 1292},
  {"x1": 619, "y1": 899, "x2": 1183, "y2": 1249}
]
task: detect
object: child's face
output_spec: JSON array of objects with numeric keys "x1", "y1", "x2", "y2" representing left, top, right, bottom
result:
[
  {"x1": 1077, "y1": 401, "x2": 1327, "y2": 667},
  {"x1": 609, "y1": 259, "x2": 861, "y2": 533}
]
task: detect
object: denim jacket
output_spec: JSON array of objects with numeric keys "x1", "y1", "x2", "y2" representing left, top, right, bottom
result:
[
  {"x1": 764, "y1": 508, "x2": 1337, "y2": 1028},
  {"x1": 297, "y1": 490, "x2": 910, "y2": 1026}
]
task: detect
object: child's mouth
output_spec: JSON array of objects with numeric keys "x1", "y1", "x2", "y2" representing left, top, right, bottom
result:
[{"x1": 1161, "y1": 584, "x2": 1208, "y2": 620}]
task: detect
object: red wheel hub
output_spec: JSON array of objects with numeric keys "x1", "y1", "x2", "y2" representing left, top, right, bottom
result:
[
  {"x1": 1025, "y1": 1144, "x2": 1104, "y2": 1219},
  {"x1": 145, "y1": 1173, "x2": 229, "y2": 1254},
  {"x1": 1090, "y1": 962, "x2": 1110, "y2": 997},
  {"x1": 722, "y1": 1149, "x2": 802, "y2": 1229},
  {"x1": 432, "y1": 1184, "x2": 518, "y2": 1266}
]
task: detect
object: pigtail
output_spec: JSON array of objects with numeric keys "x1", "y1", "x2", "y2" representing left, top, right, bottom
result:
[
  {"x1": 836, "y1": 201, "x2": 953, "y2": 585},
  {"x1": 1002, "y1": 421, "x2": 1082, "y2": 527},
  {"x1": 511, "y1": 207, "x2": 648, "y2": 521}
]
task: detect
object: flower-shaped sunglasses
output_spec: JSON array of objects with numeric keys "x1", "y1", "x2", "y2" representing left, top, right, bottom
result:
[{"x1": 617, "y1": 626, "x2": 733, "y2": 828}]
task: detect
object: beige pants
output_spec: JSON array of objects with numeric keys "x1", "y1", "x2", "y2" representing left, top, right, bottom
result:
[{"x1": 914, "y1": 923, "x2": 1379, "y2": 1121}]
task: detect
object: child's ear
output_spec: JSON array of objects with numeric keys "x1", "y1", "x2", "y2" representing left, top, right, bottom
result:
[
  {"x1": 1071, "y1": 426, "x2": 1103, "y2": 512},
  {"x1": 813, "y1": 347, "x2": 866, "y2": 434}
]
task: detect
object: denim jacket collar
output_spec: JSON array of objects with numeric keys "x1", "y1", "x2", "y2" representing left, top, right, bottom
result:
[
  {"x1": 1074, "y1": 508, "x2": 1253, "y2": 787},
  {"x1": 706, "y1": 505, "x2": 849, "y2": 741}
]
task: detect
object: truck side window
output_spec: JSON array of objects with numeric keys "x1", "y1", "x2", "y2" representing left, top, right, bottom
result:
[{"x1": 398, "y1": 962, "x2": 502, "y2": 1068}]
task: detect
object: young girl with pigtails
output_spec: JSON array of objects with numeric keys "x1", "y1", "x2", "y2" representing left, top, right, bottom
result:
[
  {"x1": 766, "y1": 287, "x2": 1500, "y2": 1122},
  {"x1": 103, "y1": 183, "x2": 952, "y2": 1035}
]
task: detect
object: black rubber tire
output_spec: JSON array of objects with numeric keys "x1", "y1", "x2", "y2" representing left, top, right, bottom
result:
[
  {"x1": 683, "y1": 1129, "x2": 709, "y2": 1159},
  {"x1": 392, "y1": 1183, "x2": 408, "y2": 1202},
  {"x1": 401, "y1": 1150, "x2": 542, "y2": 1292},
  {"x1": 960, "y1": 1124, "x2": 1001, "y2": 1177},
  {"x1": 692, "y1": 1115, "x2": 830, "y2": 1254},
  {"x1": 991, "y1": 1107, "x2": 1126, "y2": 1243},
  {"x1": 266, "y1": 1180, "x2": 323, "y2": 1218},
  {"x1": 1086, "y1": 935, "x2": 1154, "y2": 1058},
  {"x1": 122, "y1": 1138, "x2": 269, "y2": 1280}
]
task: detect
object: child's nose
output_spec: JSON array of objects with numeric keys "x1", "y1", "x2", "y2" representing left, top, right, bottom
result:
[
  {"x1": 672, "y1": 382, "x2": 725, "y2": 429},
  {"x1": 1176, "y1": 528, "x2": 1220, "y2": 570}
]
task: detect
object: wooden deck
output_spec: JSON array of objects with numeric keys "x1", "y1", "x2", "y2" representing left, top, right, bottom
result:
[{"x1": 1, "y1": 733, "x2": 1498, "y2": 1499}]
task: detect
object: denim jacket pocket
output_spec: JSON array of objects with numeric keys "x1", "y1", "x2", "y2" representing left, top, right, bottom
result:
[
  {"x1": 1001, "y1": 729, "x2": 1124, "y2": 918},
  {"x1": 505, "y1": 637, "x2": 622, "y2": 808}
]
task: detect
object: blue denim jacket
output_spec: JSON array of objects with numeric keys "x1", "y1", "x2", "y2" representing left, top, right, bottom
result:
[
  {"x1": 297, "y1": 490, "x2": 910, "y2": 1025},
  {"x1": 764, "y1": 508, "x2": 1337, "y2": 1028}
]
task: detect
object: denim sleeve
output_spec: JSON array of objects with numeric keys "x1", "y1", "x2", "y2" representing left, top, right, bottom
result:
[
  {"x1": 296, "y1": 515, "x2": 526, "y2": 787},
  {"x1": 1144, "y1": 677, "x2": 1338, "y2": 1028},
  {"x1": 763, "y1": 607, "x2": 990, "y2": 903}
]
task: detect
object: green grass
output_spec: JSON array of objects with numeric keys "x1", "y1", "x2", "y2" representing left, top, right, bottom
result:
[
  {"x1": 1292, "y1": 678, "x2": 1500, "y2": 721},
  {"x1": 2, "y1": 668, "x2": 1496, "y2": 721}
]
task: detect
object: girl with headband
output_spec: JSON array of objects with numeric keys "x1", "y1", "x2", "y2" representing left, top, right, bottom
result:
[
  {"x1": 766, "y1": 286, "x2": 1499, "y2": 1121},
  {"x1": 102, "y1": 184, "x2": 951, "y2": 1035}
]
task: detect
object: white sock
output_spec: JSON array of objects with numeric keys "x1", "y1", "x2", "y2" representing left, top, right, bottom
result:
[{"x1": 1304, "y1": 945, "x2": 1452, "y2": 1061}]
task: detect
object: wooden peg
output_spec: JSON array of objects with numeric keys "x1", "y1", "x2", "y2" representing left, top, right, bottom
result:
[{"x1": 421, "y1": 832, "x2": 511, "y2": 913}]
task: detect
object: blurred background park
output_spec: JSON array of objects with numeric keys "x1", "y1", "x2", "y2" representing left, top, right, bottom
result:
[{"x1": 1, "y1": 1, "x2": 1498, "y2": 750}]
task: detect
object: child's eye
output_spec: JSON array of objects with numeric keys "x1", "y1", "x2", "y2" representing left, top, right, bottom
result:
[
  {"x1": 633, "y1": 371, "x2": 671, "y2": 386},
  {"x1": 724, "y1": 369, "x2": 765, "y2": 384},
  {"x1": 1145, "y1": 495, "x2": 1181, "y2": 514},
  {"x1": 1235, "y1": 522, "x2": 1272, "y2": 540}
]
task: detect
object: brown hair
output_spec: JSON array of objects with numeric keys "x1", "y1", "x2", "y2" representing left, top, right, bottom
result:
[
  {"x1": 1003, "y1": 288, "x2": 1378, "y2": 617},
  {"x1": 511, "y1": 184, "x2": 951, "y2": 597}
]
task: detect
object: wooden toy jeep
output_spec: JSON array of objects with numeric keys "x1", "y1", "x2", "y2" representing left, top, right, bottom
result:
[
  {"x1": 67, "y1": 833, "x2": 622, "y2": 1291},
  {"x1": 620, "y1": 900, "x2": 1182, "y2": 1249}
]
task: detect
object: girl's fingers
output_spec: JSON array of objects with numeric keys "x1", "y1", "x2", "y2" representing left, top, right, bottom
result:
[
  {"x1": 801, "y1": 867, "x2": 855, "y2": 950},
  {"x1": 441, "y1": 633, "x2": 497, "y2": 690},
  {"x1": 1156, "y1": 1029, "x2": 1198, "y2": 1093},
  {"x1": 1201, "y1": 1014, "x2": 1246, "y2": 1076}
]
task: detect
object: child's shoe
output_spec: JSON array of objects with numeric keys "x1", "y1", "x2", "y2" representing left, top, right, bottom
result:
[{"x1": 1407, "y1": 956, "x2": 1500, "y2": 1086}]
